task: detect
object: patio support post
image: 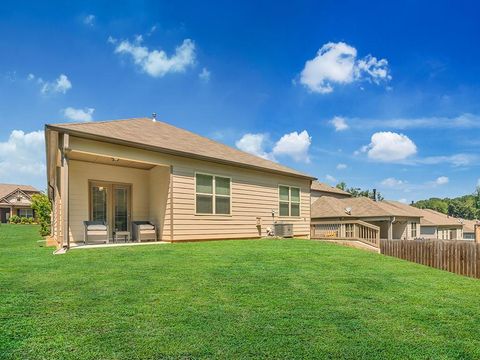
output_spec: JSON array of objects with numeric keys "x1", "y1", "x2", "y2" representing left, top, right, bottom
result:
[
  {"x1": 388, "y1": 218, "x2": 393, "y2": 240},
  {"x1": 61, "y1": 133, "x2": 70, "y2": 248}
]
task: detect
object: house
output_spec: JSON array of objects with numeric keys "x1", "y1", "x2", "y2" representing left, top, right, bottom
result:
[
  {"x1": 462, "y1": 220, "x2": 478, "y2": 240},
  {"x1": 45, "y1": 117, "x2": 315, "y2": 248},
  {"x1": 310, "y1": 181, "x2": 351, "y2": 203},
  {"x1": 414, "y1": 208, "x2": 464, "y2": 240},
  {"x1": 311, "y1": 196, "x2": 423, "y2": 241},
  {"x1": 383, "y1": 202, "x2": 473, "y2": 241},
  {"x1": 0, "y1": 184, "x2": 40, "y2": 223}
]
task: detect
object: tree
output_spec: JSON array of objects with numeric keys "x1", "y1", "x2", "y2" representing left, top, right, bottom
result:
[
  {"x1": 412, "y1": 188, "x2": 480, "y2": 220},
  {"x1": 31, "y1": 193, "x2": 52, "y2": 237},
  {"x1": 336, "y1": 183, "x2": 383, "y2": 201}
]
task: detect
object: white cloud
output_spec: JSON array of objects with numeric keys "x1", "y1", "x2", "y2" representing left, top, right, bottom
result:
[
  {"x1": 272, "y1": 130, "x2": 311, "y2": 163},
  {"x1": 83, "y1": 14, "x2": 95, "y2": 26},
  {"x1": 355, "y1": 55, "x2": 391, "y2": 84},
  {"x1": 236, "y1": 130, "x2": 312, "y2": 163},
  {"x1": 325, "y1": 174, "x2": 337, "y2": 183},
  {"x1": 40, "y1": 74, "x2": 72, "y2": 94},
  {"x1": 381, "y1": 177, "x2": 405, "y2": 188},
  {"x1": 417, "y1": 154, "x2": 475, "y2": 167},
  {"x1": 398, "y1": 198, "x2": 408, "y2": 204},
  {"x1": 235, "y1": 133, "x2": 273, "y2": 160},
  {"x1": 113, "y1": 37, "x2": 195, "y2": 77},
  {"x1": 435, "y1": 176, "x2": 449, "y2": 185},
  {"x1": 63, "y1": 107, "x2": 95, "y2": 122},
  {"x1": 361, "y1": 131, "x2": 417, "y2": 162},
  {"x1": 299, "y1": 42, "x2": 390, "y2": 94},
  {"x1": 336, "y1": 163, "x2": 347, "y2": 170},
  {"x1": 199, "y1": 67, "x2": 211, "y2": 82},
  {"x1": 333, "y1": 113, "x2": 480, "y2": 130},
  {"x1": 27, "y1": 73, "x2": 35, "y2": 81},
  {"x1": 477, "y1": 179, "x2": 480, "y2": 187},
  {"x1": 0, "y1": 130, "x2": 45, "y2": 189},
  {"x1": 329, "y1": 116, "x2": 349, "y2": 131}
]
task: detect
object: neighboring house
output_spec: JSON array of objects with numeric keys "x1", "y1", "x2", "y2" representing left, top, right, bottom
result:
[
  {"x1": 45, "y1": 118, "x2": 315, "y2": 248},
  {"x1": 310, "y1": 181, "x2": 351, "y2": 203},
  {"x1": 459, "y1": 219, "x2": 478, "y2": 241},
  {"x1": 415, "y1": 208, "x2": 464, "y2": 240},
  {"x1": 0, "y1": 184, "x2": 40, "y2": 223},
  {"x1": 384, "y1": 202, "x2": 473, "y2": 241},
  {"x1": 311, "y1": 196, "x2": 422, "y2": 240}
]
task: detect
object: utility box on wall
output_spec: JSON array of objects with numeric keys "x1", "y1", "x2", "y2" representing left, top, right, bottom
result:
[{"x1": 274, "y1": 223, "x2": 293, "y2": 238}]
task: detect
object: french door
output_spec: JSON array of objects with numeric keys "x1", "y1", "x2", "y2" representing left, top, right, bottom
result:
[{"x1": 90, "y1": 181, "x2": 131, "y2": 235}]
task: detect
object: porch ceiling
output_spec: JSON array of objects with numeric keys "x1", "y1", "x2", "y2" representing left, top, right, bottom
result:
[{"x1": 68, "y1": 150, "x2": 157, "y2": 170}]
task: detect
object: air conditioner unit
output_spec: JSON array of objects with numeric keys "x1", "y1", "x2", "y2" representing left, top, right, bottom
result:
[{"x1": 274, "y1": 223, "x2": 294, "y2": 238}]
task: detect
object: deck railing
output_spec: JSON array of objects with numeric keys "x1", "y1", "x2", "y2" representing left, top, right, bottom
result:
[{"x1": 311, "y1": 220, "x2": 380, "y2": 248}]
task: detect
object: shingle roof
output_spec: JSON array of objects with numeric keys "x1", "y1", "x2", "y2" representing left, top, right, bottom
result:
[
  {"x1": 0, "y1": 183, "x2": 39, "y2": 201},
  {"x1": 463, "y1": 219, "x2": 479, "y2": 233},
  {"x1": 311, "y1": 181, "x2": 352, "y2": 196},
  {"x1": 311, "y1": 196, "x2": 423, "y2": 219},
  {"x1": 46, "y1": 118, "x2": 314, "y2": 179},
  {"x1": 383, "y1": 203, "x2": 465, "y2": 227}
]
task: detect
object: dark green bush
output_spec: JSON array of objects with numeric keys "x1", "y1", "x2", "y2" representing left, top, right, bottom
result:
[{"x1": 31, "y1": 193, "x2": 52, "y2": 236}]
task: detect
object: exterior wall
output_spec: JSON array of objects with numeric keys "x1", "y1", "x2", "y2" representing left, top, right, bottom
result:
[
  {"x1": 437, "y1": 227, "x2": 463, "y2": 240},
  {"x1": 61, "y1": 136, "x2": 311, "y2": 243},
  {"x1": 392, "y1": 221, "x2": 407, "y2": 239},
  {"x1": 148, "y1": 165, "x2": 171, "y2": 241},
  {"x1": 171, "y1": 160, "x2": 310, "y2": 241}
]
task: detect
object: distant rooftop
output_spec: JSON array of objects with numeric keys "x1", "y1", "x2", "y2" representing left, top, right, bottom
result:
[
  {"x1": 311, "y1": 181, "x2": 351, "y2": 196},
  {"x1": 0, "y1": 183, "x2": 39, "y2": 200}
]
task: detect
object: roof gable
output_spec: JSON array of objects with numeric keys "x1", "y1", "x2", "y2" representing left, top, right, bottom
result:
[{"x1": 0, "y1": 183, "x2": 39, "y2": 201}]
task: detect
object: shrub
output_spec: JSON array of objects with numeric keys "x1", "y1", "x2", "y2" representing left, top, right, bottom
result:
[
  {"x1": 31, "y1": 193, "x2": 52, "y2": 237},
  {"x1": 9, "y1": 215, "x2": 20, "y2": 224}
]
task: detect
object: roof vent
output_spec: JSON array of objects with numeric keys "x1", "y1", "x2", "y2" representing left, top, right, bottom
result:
[
  {"x1": 344, "y1": 207, "x2": 352, "y2": 215},
  {"x1": 152, "y1": 112, "x2": 157, "y2": 122}
]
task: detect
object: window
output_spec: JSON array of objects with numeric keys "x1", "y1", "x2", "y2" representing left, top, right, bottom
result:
[
  {"x1": 18, "y1": 208, "x2": 33, "y2": 218},
  {"x1": 196, "y1": 174, "x2": 231, "y2": 215},
  {"x1": 278, "y1": 185, "x2": 301, "y2": 217},
  {"x1": 411, "y1": 222, "x2": 417, "y2": 238}
]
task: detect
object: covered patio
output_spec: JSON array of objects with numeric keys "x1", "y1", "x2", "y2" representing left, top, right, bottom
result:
[{"x1": 46, "y1": 128, "x2": 173, "y2": 248}]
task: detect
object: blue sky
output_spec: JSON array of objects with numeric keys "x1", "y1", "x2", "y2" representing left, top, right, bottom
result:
[{"x1": 1, "y1": 0, "x2": 479, "y2": 202}]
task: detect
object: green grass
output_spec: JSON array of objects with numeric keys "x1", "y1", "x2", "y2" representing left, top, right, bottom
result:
[{"x1": 1, "y1": 225, "x2": 480, "y2": 359}]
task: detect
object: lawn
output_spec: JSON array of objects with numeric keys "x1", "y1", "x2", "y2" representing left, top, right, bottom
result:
[{"x1": 1, "y1": 225, "x2": 480, "y2": 359}]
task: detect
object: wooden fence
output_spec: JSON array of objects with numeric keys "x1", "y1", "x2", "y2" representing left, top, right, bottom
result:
[{"x1": 380, "y1": 239, "x2": 480, "y2": 278}]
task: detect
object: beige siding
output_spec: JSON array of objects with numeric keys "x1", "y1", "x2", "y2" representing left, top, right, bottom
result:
[
  {"x1": 68, "y1": 160, "x2": 151, "y2": 243},
  {"x1": 148, "y1": 165, "x2": 172, "y2": 240},
  {"x1": 65, "y1": 136, "x2": 311, "y2": 243},
  {"x1": 171, "y1": 161, "x2": 310, "y2": 241}
]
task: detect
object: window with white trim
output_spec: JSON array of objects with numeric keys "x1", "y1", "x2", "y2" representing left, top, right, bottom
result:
[
  {"x1": 278, "y1": 185, "x2": 300, "y2": 217},
  {"x1": 411, "y1": 222, "x2": 417, "y2": 238},
  {"x1": 196, "y1": 173, "x2": 231, "y2": 215}
]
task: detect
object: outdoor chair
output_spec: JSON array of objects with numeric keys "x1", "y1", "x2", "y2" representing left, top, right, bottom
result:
[
  {"x1": 132, "y1": 221, "x2": 157, "y2": 242},
  {"x1": 83, "y1": 221, "x2": 109, "y2": 245}
]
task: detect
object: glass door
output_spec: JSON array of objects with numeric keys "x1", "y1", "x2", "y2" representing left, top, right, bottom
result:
[
  {"x1": 91, "y1": 184, "x2": 108, "y2": 222},
  {"x1": 113, "y1": 185, "x2": 130, "y2": 232}
]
